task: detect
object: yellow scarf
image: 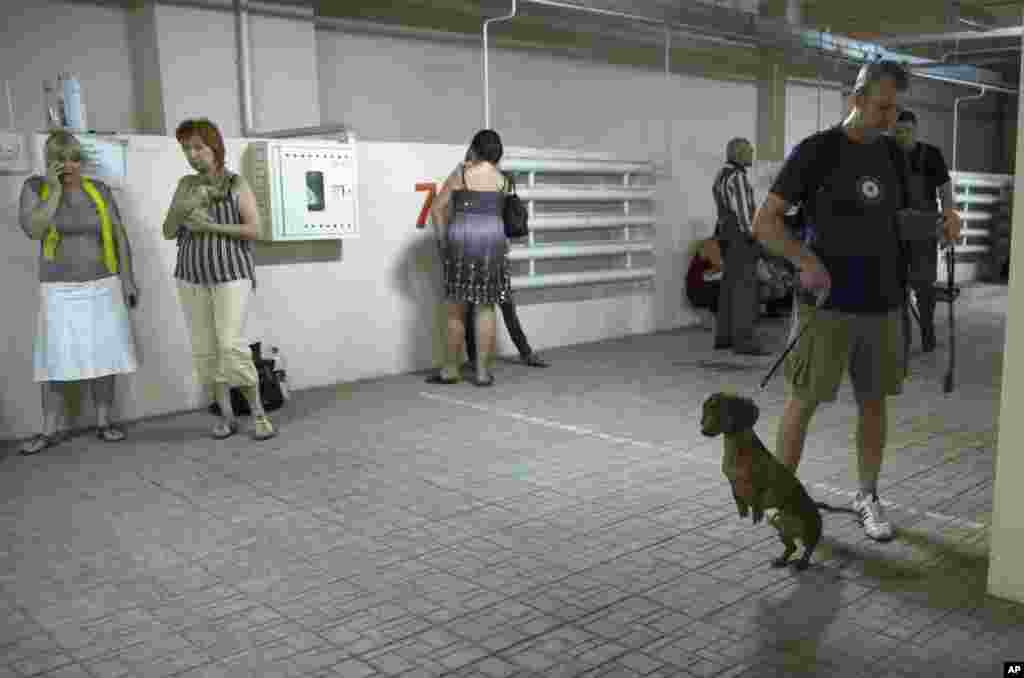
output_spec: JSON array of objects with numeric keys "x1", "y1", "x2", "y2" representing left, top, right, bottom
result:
[{"x1": 39, "y1": 178, "x2": 118, "y2": 274}]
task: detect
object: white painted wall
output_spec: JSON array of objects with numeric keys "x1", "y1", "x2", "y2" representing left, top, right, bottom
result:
[
  {"x1": 153, "y1": 2, "x2": 321, "y2": 136},
  {"x1": 784, "y1": 81, "x2": 844, "y2": 158},
  {"x1": 0, "y1": 0, "x2": 1012, "y2": 439}
]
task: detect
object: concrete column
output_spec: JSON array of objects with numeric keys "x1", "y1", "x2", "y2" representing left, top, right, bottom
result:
[
  {"x1": 756, "y1": 59, "x2": 786, "y2": 162},
  {"x1": 986, "y1": 27, "x2": 1024, "y2": 604},
  {"x1": 127, "y1": 1, "x2": 168, "y2": 134}
]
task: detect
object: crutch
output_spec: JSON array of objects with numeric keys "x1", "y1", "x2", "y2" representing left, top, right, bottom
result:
[{"x1": 942, "y1": 241, "x2": 957, "y2": 394}]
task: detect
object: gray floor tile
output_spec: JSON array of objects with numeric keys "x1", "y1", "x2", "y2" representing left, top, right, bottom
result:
[{"x1": 0, "y1": 284, "x2": 1020, "y2": 678}]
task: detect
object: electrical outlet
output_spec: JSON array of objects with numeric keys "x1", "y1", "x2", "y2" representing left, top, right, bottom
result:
[{"x1": 0, "y1": 130, "x2": 25, "y2": 171}]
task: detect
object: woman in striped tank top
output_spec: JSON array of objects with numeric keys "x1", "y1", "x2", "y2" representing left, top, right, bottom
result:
[{"x1": 162, "y1": 118, "x2": 276, "y2": 441}]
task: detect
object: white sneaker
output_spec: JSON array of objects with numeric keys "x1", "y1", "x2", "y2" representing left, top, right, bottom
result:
[{"x1": 853, "y1": 492, "x2": 893, "y2": 541}]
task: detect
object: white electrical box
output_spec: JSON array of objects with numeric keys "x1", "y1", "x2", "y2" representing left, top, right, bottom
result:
[{"x1": 242, "y1": 139, "x2": 359, "y2": 241}]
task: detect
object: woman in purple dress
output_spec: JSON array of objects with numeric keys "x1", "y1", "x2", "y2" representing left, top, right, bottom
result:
[{"x1": 427, "y1": 130, "x2": 512, "y2": 386}]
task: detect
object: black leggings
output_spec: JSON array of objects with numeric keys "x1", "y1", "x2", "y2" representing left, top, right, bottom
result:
[{"x1": 464, "y1": 301, "x2": 533, "y2": 364}]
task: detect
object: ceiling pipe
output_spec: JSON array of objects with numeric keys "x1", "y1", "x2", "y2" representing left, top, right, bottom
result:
[
  {"x1": 484, "y1": 0, "x2": 519, "y2": 129},
  {"x1": 880, "y1": 24, "x2": 1022, "y2": 47},
  {"x1": 911, "y1": 69, "x2": 1017, "y2": 94},
  {"x1": 519, "y1": 0, "x2": 758, "y2": 48},
  {"x1": 664, "y1": 24, "x2": 672, "y2": 177},
  {"x1": 942, "y1": 46, "x2": 1022, "y2": 61},
  {"x1": 959, "y1": 17, "x2": 995, "y2": 31},
  {"x1": 953, "y1": 86, "x2": 988, "y2": 173}
]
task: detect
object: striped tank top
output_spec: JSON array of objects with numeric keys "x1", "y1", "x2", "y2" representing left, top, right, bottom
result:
[{"x1": 173, "y1": 172, "x2": 256, "y2": 287}]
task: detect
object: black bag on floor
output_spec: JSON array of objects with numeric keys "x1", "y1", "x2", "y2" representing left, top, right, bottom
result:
[{"x1": 208, "y1": 342, "x2": 285, "y2": 416}]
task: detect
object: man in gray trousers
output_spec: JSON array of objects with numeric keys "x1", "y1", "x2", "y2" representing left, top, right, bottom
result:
[{"x1": 712, "y1": 137, "x2": 769, "y2": 355}]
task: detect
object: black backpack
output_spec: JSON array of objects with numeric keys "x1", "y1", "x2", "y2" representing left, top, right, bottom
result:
[
  {"x1": 784, "y1": 126, "x2": 910, "y2": 243},
  {"x1": 208, "y1": 343, "x2": 285, "y2": 416}
]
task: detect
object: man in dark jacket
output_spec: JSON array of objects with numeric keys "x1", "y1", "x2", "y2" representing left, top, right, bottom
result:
[{"x1": 892, "y1": 109, "x2": 954, "y2": 353}]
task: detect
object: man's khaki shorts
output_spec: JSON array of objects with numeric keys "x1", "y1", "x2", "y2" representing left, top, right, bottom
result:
[{"x1": 783, "y1": 302, "x2": 905, "y2": 404}]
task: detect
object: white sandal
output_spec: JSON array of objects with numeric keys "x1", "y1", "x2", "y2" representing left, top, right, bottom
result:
[
  {"x1": 212, "y1": 421, "x2": 238, "y2": 440},
  {"x1": 251, "y1": 415, "x2": 276, "y2": 441}
]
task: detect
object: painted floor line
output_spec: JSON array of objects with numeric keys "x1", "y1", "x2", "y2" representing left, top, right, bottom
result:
[{"x1": 419, "y1": 391, "x2": 989, "y2": 532}]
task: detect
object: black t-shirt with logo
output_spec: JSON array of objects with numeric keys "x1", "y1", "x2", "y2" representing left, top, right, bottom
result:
[{"x1": 771, "y1": 128, "x2": 906, "y2": 314}]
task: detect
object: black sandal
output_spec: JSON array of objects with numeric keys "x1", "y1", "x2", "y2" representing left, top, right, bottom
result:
[
  {"x1": 97, "y1": 426, "x2": 125, "y2": 442},
  {"x1": 522, "y1": 353, "x2": 549, "y2": 368},
  {"x1": 425, "y1": 373, "x2": 461, "y2": 385},
  {"x1": 19, "y1": 433, "x2": 57, "y2": 456}
]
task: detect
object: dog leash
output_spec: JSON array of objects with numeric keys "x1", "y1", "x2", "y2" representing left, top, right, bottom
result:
[{"x1": 759, "y1": 287, "x2": 828, "y2": 390}]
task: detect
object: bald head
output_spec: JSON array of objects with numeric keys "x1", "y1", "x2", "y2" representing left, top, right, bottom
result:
[{"x1": 726, "y1": 137, "x2": 753, "y2": 167}]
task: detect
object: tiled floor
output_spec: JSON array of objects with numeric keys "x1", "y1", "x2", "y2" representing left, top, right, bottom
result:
[{"x1": 2, "y1": 283, "x2": 1020, "y2": 678}]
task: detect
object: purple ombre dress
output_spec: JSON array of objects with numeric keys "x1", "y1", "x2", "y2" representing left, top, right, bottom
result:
[{"x1": 442, "y1": 165, "x2": 513, "y2": 305}]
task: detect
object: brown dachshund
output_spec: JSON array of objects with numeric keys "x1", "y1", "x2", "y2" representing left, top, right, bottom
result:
[{"x1": 700, "y1": 392, "x2": 855, "y2": 570}]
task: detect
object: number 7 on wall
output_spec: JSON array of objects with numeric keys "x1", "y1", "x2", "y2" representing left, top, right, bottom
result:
[{"x1": 415, "y1": 182, "x2": 438, "y2": 228}]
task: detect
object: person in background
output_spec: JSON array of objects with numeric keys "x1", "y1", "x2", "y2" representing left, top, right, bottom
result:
[
  {"x1": 162, "y1": 118, "x2": 276, "y2": 441},
  {"x1": 757, "y1": 254, "x2": 796, "y2": 318},
  {"x1": 457, "y1": 152, "x2": 548, "y2": 371},
  {"x1": 686, "y1": 237, "x2": 724, "y2": 323},
  {"x1": 17, "y1": 130, "x2": 140, "y2": 454},
  {"x1": 892, "y1": 109, "x2": 955, "y2": 353},
  {"x1": 463, "y1": 303, "x2": 549, "y2": 371},
  {"x1": 426, "y1": 130, "x2": 513, "y2": 386},
  {"x1": 752, "y1": 60, "x2": 962, "y2": 542},
  {"x1": 712, "y1": 137, "x2": 769, "y2": 355}
]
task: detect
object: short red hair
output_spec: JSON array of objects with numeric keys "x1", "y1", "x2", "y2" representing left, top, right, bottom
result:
[{"x1": 174, "y1": 118, "x2": 226, "y2": 171}]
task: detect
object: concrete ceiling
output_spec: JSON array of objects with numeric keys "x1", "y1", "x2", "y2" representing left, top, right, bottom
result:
[{"x1": 311, "y1": 0, "x2": 1023, "y2": 84}]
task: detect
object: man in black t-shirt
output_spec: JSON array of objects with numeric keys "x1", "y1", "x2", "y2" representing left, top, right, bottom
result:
[
  {"x1": 893, "y1": 109, "x2": 953, "y2": 353},
  {"x1": 751, "y1": 61, "x2": 962, "y2": 543}
]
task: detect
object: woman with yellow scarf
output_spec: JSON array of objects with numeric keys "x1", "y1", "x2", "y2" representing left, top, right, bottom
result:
[{"x1": 17, "y1": 131, "x2": 139, "y2": 454}]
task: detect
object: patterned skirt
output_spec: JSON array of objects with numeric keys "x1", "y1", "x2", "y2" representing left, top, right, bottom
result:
[{"x1": 442, "y1": 190, "x2": 513, "y2": 305}]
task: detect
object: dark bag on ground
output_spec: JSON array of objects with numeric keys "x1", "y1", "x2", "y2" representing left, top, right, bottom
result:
[
  {"x1": 502, "y1": 173, "x2": 529, "y2": 239},
  {"x1": 208, "y1": 342, "x2": 284, "y2": 416}
]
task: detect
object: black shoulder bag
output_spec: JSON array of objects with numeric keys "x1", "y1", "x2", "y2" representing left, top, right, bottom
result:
[
  {"x1": 208, "y1": 342, "x2": 285, "y2": 416},
  {"x1": 502, "y1": 173, "x2": 529, "y2": 239}
]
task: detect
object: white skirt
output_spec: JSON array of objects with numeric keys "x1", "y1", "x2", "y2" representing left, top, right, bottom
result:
[{"x1": 33, "y1": 275, "x2": 139, "y2": 382}]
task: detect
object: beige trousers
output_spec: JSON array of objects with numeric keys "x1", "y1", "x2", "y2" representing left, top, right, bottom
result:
[{"x1": 176, "y1": 279, "x2": 258, "y2": 389}]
